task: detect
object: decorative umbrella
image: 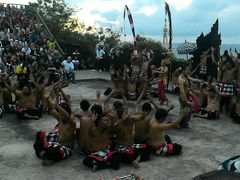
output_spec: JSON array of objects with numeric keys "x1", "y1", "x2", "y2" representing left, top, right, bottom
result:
[{"x1": 177, "y1": 40, "x2": 197, "y2": 60}]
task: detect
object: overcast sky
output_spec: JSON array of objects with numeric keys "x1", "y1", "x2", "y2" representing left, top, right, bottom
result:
[{"x1": 7, "y1": 0, "x2": 240, "y2": 44}]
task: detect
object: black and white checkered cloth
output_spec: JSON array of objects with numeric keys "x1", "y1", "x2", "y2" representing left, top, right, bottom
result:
[{"x1": 216, "y1": 82, "x2": 234, "y2": 97}]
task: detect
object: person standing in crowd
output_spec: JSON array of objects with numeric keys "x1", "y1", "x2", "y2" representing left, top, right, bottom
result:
[
  {"x1": 62, "y1": 56, "x2": 76, "y2": 84},
  {"x1": 95, "y1": 46, "x2": 105, "y2": 72}
]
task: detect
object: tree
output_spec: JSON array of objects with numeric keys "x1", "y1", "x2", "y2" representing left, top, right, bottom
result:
[{"x1": 30, "y1": 0, "x2": 74, "y2": 40}]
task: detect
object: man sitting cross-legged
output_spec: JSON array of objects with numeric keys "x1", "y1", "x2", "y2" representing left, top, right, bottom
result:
[
  {"x1": 75, "y1": 93, "x2": 104, "y2": 155},
  {"x1": 111, "y1": 85, "x2": 152, "y2": 168},
  {"x1": 33, "y1": 86, "x2": 76, "y2": 165},
  {"x1": 3, "y1": 75, "x2": 42, "y2": 119},
  {"x1": 82, "y1": 113, "x2": 121, "y2": 172},
  {"x1": 194, "y1": 83, "x2": 221, "y2": 120},
  {"x1": 149, "y1": 107, "x2": 190, "y2": 156}
]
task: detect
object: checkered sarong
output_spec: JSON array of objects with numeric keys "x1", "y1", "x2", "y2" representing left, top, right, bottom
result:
[
  {"x1": 43, "y1": 124, "x2": 72, "y2": 160},
  {"x1": 43, "y1": 141, "x2": 72, "y2": 160},
  {"x1": 155, "y1": 144, "x2": 173, "y2": 156},
  {"x1": 88, "y1": 150, "x2": 115, "y2": 162},
  {"x1": 133, "y1": 143, "x2": 147, "y2": 149},
  {"x1": 44, "y1": 124, "x2": 59, "y2": 142},
  {"x1": 116, "y1": 145, "x2": 135, "y2": 154},
  {"x1": 216, "y1": 82, "x2": 234, "y2": 97},
  {"x1": 199, "y1": 65, "x2": 207, "y2": 75}
]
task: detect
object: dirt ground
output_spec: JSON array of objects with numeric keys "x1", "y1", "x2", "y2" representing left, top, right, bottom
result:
[{"x1": 0, "y1": 70, "x2": 239, "y2": 180}]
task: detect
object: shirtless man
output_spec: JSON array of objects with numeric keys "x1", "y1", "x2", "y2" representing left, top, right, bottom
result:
[
  {"x1": 75, "y1": 89, "x2": 104, "y2": 154},
  {"x1": 149, "y1": 108, "x2": 190, "y2": 156},
  {"x1": 140, "y1": 53, "x2": 151, "y2": 77},
  {"x1": 134, "y1": 91, "x2": 174, "y2": 144},
  {"x1": 124, "y1": 65, "x2": 137, "y2": 100},
  {"x1": 130, "y1": 54, "x2": 140, "y2": 84},
  {"x1": 75, "y1": 99, "x2": 93, "y2": 154},
  {"x1": 83, "y1": 114, "x2": 121, "y2": 171},
  {"x1": 178, "y1": 66, "x2": 204, "y2": 127},
  {"x1": 171, "y1": 67, "x2": 182, "y2": 94},
  {"x1": 3, "y1": 76, "x2": 42, "y2": 119},
  {"x1": 194, "y1": 49, "x2": 211, "y2": 81},
  {"x1": 194, "y1": 84, "x2": 220, "y2": 120},
  {"x1": 113, "y1": 85, "x2": 151, "y2": 167},
  {"x1": 33, "y1": 91, "x2": 76, "y2": 165},
  {"x1": 138, "y1": 53, "x2": 151, "y2": 95},
  {"x1": 133, "y1": 88, "x2": 152, "y2": 144},
  {"x1": 190, "y1": 84, "x2": 208, "y2": 109},
  {"x1": 216, "y1": 55, "x2": 236, "y2": 113},
  {"x1": 115, "y1": 73, "x2": 125, "y2": 97}
]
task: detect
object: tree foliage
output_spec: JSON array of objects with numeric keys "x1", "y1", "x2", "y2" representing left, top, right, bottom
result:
[
  {"x1": 30, "y1": 0, "x2": 73, "y2": 39},
  {"x1": 98, "y1": 28, "x2": 121, "y2": 53},
  {"x1": 136, "y1": 35, "x2": 169, "y2": 67}
]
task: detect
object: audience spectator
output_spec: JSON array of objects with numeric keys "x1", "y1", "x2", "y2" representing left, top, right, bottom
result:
[{"x1": 62, "y1": 56, "x2": 76, "y2": 84}]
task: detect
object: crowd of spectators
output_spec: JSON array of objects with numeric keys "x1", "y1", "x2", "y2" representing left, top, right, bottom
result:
[{"x1": 0, "y1": 4, "x2": 63, "y2": 87}]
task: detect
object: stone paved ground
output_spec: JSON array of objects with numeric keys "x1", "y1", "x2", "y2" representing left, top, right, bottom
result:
[{"x1": 0, "y1": 70, "x2": 239, "y2": 180}]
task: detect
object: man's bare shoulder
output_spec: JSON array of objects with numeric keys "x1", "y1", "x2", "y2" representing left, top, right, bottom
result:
[{"x1": 150, "y1": 119, "x2": 161, "y2": 128}]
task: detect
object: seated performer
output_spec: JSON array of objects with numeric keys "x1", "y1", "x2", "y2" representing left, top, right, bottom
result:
[
  {"x1": 33, "y1": 90, "x2": 76, "y2": 165},
  {"x1": 194, "y1": 84, "x2": 220, "y2": 120},
  {"x1": 113, "y1": 86, "x2": 151, "y2": 168},
  {"x1": 82, "y1": 114, "x2": 121, "y2": 171},
  {"x1": 75, "y1": 90, "x2": 103, "y2": 154},
  {"x1": 149, "y1": 107, "x2": 189, "y2": 156},
  {"x1": 134, "y1": 88, "x2": 152, "y2": 144},
  {"x1": 75, "y1": 99, "x2": 93, "y2": 154},
  {"x1": 3, "y1": 76, "x2": 42, "y2": 119},
  {"x1": 190, "y1": 83, "x2": 208, "y2": 109}
]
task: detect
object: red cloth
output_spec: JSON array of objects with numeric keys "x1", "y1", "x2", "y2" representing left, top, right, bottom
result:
[{"x1": 158, "y1": 81, "x2": 167, "y2": 101}]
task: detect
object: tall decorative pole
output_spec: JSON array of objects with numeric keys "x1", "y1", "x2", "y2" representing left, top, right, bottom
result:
[
  {"x1": 165, "y1": 1, "x2": 172, "y2": 50},
  {"x1": 162, "y1": 18, "x2": 168, "y2": 49},
  {"x1": 123, "y1": 5, "x2": 137, "y2": 55}
]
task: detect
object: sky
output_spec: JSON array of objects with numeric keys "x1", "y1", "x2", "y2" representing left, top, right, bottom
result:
[{"x1": 4, "y1": 0, "x2": 240, "y2": 44}]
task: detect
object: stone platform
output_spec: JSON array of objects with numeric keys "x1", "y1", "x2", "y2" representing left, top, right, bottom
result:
[{"x1": 0, "y1": 70, "x2": 239, "y2": 180}]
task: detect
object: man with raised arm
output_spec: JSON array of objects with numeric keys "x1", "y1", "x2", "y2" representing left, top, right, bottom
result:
[
  {"x1": 113, "y1": 84, "x2": 151, "y2": 168},
  {"x1": 216, "y1": 52, "x2": 236, "y2": 113},
  {"x1": 3, "y1": 75, "x2": 42, "y2": 119},
  {"x1": 194, "y1": 84, "x2": 221, "y2": 120},
  {"x1": 75, "y1": 91, "x2": 103, "y2": 154},
  {"x1": 33, "y1": 87, "x2": 76, "y2": 165},
  {"x1": 75, "y1": 99, "x2": 93, "y2": 154},
  {"x1": 82, "y1": 114, "x2": 121, "y2": 171},
  {"x1": 149, "y1": 107, "x2": 190, "y2": 156},
  {"x1": 133, "y1": 84, "x2": 153, "y2": 144}
]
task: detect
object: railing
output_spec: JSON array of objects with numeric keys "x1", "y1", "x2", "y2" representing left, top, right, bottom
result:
[{"x1": 0, "y1": 3, "x2": 64, "y2": 56}]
